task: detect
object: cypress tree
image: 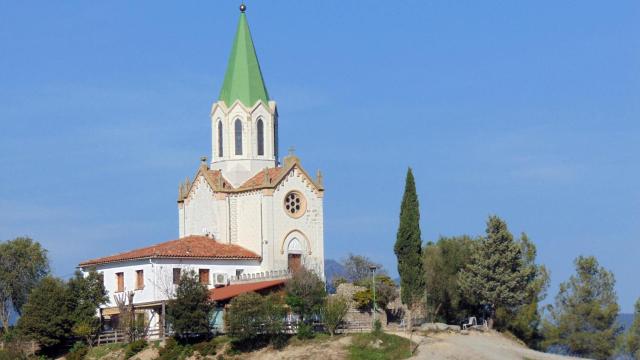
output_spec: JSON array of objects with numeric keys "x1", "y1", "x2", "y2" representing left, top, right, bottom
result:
[{"x1": 394, "y1": 168, "x2": 426, "y2": 306}]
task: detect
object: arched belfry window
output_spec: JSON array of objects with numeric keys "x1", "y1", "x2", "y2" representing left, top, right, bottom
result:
[
  {"x1": 257, "y1": 119, "x2": 264, "y2": 156},
  {"x1": 234, "y1": 119, "x2": 243, "y2": 155},
  {"x1": 217, "y1": 121, "x2": 223, "y2": 157}
]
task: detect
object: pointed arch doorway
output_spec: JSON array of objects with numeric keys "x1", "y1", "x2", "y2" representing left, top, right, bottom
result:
[{"x1": 287, "y1": 238, "x2": 303, "y2": 273}]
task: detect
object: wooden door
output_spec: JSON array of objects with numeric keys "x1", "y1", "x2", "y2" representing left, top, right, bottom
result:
[{"x1": 288, "y1": 254, "x2": 302, "y2": 273}]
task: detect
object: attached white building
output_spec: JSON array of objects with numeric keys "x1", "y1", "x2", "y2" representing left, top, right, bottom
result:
[{"x1": 79, "y1": 6, "x2": 325, "y2": 336}]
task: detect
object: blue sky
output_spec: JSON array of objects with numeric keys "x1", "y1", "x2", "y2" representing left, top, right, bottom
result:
[{"x1": 1, "y1": 1, "x2": 638, "y2": 312}]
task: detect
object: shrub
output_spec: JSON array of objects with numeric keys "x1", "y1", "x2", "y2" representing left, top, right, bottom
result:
[
  {"x1": 124, "y1": 339, "x2": 147, "y2": 358},
  {"x1": 270, "y1": 333, "x2": 289, "y2": 350},
  {"x1": 66, "y1": 341, "x2": 88, "y2": 360},
  {"x1": 192, "y1": 338, "x2": 217, "y2": 356},
  {"x1": 296, "y1": 323, "x2": 314, "y2": 340},
  {"x1": 373, "y1": 319, "x2": 382, "y2": 335},
  {"x1": 321, "y1": 296, "x2": 349, "y2": 336}
]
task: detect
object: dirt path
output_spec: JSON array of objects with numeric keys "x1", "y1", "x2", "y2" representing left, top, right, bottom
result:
[
  {"x1": 390, "y1": 331, "x2": 585, "y2": 360},
  {"x1": 239, "y1": 336, "x2": 352, "y2": 360}
]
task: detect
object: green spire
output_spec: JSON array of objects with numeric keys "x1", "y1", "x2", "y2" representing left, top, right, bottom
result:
[{"x1": 218, "y1": 10, "x2": 269, "y2": 107}]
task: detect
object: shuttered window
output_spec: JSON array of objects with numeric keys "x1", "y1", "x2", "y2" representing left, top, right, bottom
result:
[
  {"x1": 116, "y1": 272, "x2": 124, "y2": 292},
  {"x1": 199, "y1": 269, "x2": 210, "y2": 285},
  {"x1": 172, "y1": 268, "x2": 181, "y2": 285},
  {"x1": 136, "y1": 270, "x2": 144, "y2": 290}
]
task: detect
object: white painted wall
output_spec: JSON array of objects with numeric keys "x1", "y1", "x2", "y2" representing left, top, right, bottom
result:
[{"x1": 88, "y1": 258, "x2": 261, "y2": 308}]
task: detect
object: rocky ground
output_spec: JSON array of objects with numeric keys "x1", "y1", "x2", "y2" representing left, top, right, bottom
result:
[{"x1": 393, "y1": 330, "x2": 584, "y2": 360}]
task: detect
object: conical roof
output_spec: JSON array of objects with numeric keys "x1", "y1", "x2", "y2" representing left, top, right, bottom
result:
[{"x1": 218, "y1": 11, "x2": 269, "y2": 107}]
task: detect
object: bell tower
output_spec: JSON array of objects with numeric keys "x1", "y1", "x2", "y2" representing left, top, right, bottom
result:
[{"x1": 210, "y1": 5, "x2": 278, "y2": 187}]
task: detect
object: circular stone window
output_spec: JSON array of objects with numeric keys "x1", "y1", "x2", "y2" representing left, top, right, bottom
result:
[{"x1": 284, "y1": 191, "x2": 306, "y2": 218}]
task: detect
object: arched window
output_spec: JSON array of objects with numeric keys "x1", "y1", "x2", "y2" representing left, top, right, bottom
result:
[
  {"x1": 257, "y1": 119, "x2": 264, "y2": 156},
  {"x1": 234, "y1": 119, "x2": 243, "y2": 155},
  {"x1": 217, "y1": 121, "x2": 223, "y2": 157}
]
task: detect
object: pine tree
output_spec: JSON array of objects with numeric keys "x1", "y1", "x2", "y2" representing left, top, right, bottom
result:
[
  {"x1": 542, "y1": 256, "x2": 621, "y2": 359},
  {"x1": 394, "y1": 168, "x2": 426, "y2": 306},
  {"x1": 623, "y1": 298, "x2": 640, "y2": 359},
  {"x1": 458, "y1": 215, "x2": 531, "y2": 327}
]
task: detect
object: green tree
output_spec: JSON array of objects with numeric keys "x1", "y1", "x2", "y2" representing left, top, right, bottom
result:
[
  {"x1": 352, "y1": 275, "x2": 398, "y2": 311},
  {"x1": 0, "y1": 237, "x2": 49, "y2": 330},
  {"x1": 495, "y1": 233, "x2": 549, "y2": 349},
  {"x1": 226, "y1": 292, "x2": 264, "y2": 342},
  {"x1": 458, "y1": 216, "x2": 532, "y2": 327},
  {"x1": 67, "y1": 270, "x2": 108, "y2": 344},
  {"x1": 285, "y1": 268, "x2": 326, "y2": 321},
  {"x1": 394, "y1": 168, "x2": 426, "y2": 307},
  {"x1": 542, "y1": 256, "x2": 621, "y2": 359},
  {"x1": 17, "y1": 277, "x2": 71, "y2": 351},
  {"x1": 622, "y1": 298, "x2": 640, "y2": 359},
  {"x1": 321, "y1": 296, "x2": 349, "y2": 336},
  {"x1": 423, "y1": 235, "x2": 478, "y2": 323},
  {"x1": 167, "y1": 270, "x2": 214, "y2": 340}
]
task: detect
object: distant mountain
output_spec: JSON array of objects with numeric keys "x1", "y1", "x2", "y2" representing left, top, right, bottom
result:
[
  {"x1": 618, "y1": 313, "x2": 634, "y2": 331},
  {"x1": 324, "y1": 259, "x2": 347, "y2": 293}
]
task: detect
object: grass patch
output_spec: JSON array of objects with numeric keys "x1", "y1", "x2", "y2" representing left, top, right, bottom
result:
[
  {"x1": 348, "y1": 332, "x2": 413, "y2": 360},
  {"x1": 84, "y1": 342, "x2": 126, "y2": 359}
]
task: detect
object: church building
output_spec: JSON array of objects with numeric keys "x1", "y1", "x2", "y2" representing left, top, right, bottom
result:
[{"x1": 78, "y1": 5, "x2": 325, "y2": 335}]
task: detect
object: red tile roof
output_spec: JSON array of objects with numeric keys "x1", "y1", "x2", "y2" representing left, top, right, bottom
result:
[
  {"x1": 209, "y1": 279, "x2": 286, "y2": 301},
  {"x1": 79, "y1": 235, "x2": 260, "y2": 267},
  {"x1": 238, "y1": 167, "x2": 285, "y2": 189}
]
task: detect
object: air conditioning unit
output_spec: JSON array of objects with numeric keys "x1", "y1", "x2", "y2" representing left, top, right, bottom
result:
[{"x1": 213, "y1": 273, "x2": 228, "y2": 287}]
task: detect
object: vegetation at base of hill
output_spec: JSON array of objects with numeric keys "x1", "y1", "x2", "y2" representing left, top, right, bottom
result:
[
  {"x1": 124, "y1": 338, "x2": 148, "y2": 358},
  {"x1": 84, "y1": 342, "x2": 126, "y2": 359},
  {"x1": 543, "y1": 256, "x2": 621, "y2": 359},
  {"x1": 348, "y1": 332, "x2": 413, "y2": 360},
  {"x1": 166, "y1": 270, "x2": 214, "y2": 341},
  {"x1": 394, "y1": 168, "x2": 426, "y2": 309},
  {"x1": 0, "y1": 237, "x2": 49, "y2": 331}
]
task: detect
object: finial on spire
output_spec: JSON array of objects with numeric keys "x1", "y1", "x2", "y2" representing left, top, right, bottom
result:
[{"x1": 239, "y1": 2, "x2": 246, "y2": 13}]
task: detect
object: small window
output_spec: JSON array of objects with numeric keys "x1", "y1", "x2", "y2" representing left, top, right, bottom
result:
[
  {"x1": 234, "y1": 119, "x2": 243, "y2": 155},
  {"x1": 136, "y1": 270, "x2": 144, "y2": 290},
  {"x1": 235, "y1": 269, "x2": 244, "y2": 278},
  {"x1": 172, "y1": 268, "x2": 181, "y2": 285},
  {"x1": 257, "y1": 119, "x2": 264, "y2": 156},
  {"x1": 199, "y1": 269, "x2": 210, "y2": 285},
  {"x1": 217, "y1": 121, "x2": 224, "y2": 157},
  {"x1": 116, "y1": 272, "x2": 124, "y2": 292}
]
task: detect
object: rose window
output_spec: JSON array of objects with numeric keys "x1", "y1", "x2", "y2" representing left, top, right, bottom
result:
[{"x1": 284, "y1": 191, "x2": 306, "y2": 218}]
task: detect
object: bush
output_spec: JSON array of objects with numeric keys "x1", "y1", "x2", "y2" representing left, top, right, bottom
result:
[
  {"x1": 373, "y1": 319, "x2": 382, "y2": 335},
  {"x1": 296, "y1": 323, "x2": 314, "y2": 340},
  {"x1": 270, "y1": 333, "x2": 289, "y2": 350},
  {"x1": 124, "y1": 339, "x2": 147, "y2": 358},
  {"x1": 192, "y1": 338, "x2": 217, "y2": 356},
  {"x1": 0, "y1": 349, "x2": 26, "y2": 360},
  {"x1": 66, "y1": 341, "x2": 88, "y2": 360},
  {"x1": 321, "y1": 296, "x2": 349, "y2": 336}
]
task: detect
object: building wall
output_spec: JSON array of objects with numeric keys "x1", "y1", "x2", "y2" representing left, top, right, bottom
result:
[
  {"x1": 182, "y1": 176, "x2": 220, "y2": 239},
  {"x1": 269, "y1": 168, "x2": 325, "y2": 279},
  {"x1": 90, "y1": 258, "x2": 261, "y2": 308}
]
